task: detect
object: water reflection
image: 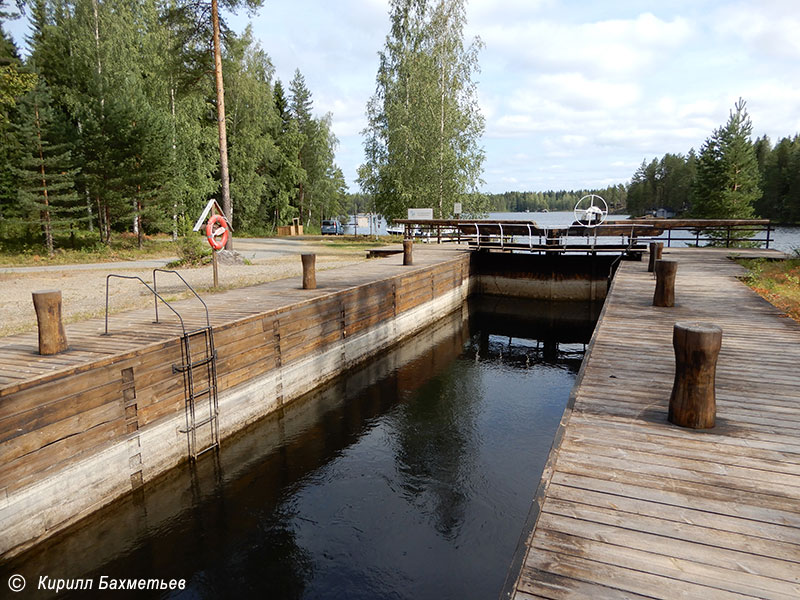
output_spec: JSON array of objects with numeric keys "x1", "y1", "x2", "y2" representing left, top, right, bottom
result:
[{"x1": 1, "y1": 297, "x2": 599, "y2": 600}]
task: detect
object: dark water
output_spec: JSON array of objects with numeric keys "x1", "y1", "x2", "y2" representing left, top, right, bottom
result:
[{"x1": 2, "y1": 298, "x2": 598, "y2": 599}]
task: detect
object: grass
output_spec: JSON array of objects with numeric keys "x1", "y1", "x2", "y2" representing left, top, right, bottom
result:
[
  {"x1": 0, "y1": 226, "x2": 398, "y2": 268},
  {"x1": 738, "y1": 254, "x2": 800, "y2": 323},
  {"x1": 0, "y1": 230, "x2": 177, "y2": 267},
  {"x1": 317, "y1": 235, "x2": 403, "y2": 249}
]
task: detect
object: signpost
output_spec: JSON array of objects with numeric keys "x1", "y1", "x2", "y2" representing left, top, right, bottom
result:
[
  {"x1": 407, "y1": 208, "x2": 434, "y2": 220},
  {"x1": 194, "y1": 199, "x2": 233, "y2": 288}
]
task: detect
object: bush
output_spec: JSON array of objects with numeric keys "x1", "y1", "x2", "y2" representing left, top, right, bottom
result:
[{"x1": 173, "y1": 216, "x2": 210, "y2": 266}]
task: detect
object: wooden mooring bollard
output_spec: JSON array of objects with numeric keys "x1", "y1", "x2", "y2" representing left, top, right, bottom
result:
[
  {"x1": 403, "y1": 240, "x2": 413, "y2": 266},
  {"x1": 32, "y1": 289, "x2": 68, "y2": 355},
  {"x1": 653, "y1": 259, "x2": 677, "y2": 307},
  {"x1": 648, "y1": 242, "x2": 663, "y2": 273},
  {"x1": 301, "y1": 254, "x2": 316, "y2": 289},
  {"x1": 669, "y1": 322, "x2": 722, "y2": 429}
]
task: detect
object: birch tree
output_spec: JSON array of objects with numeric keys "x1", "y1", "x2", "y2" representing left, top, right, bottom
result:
[{"x1": 359, "y1": 0, "x2": 485, "y2": 220}]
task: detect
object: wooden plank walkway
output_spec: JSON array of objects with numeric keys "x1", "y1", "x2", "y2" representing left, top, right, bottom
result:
[
  {"x1": 512, "y1": 248, "x2": 800, "y2": 600},
  {"x1": 0, "y1": 245, "x2": 465, "y2": 394}
]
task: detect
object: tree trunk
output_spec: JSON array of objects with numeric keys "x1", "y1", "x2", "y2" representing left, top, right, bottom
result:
[
  {"x1": 170, "y1": 85, "x2": 178, "y2": 241},
  {"x1": 298, "y1": 179, "x2": 305, "y2": 225},
  {"x1": 92, "y1": 0, "x2": 103, "y2": 112},
  {"x1": 96, "y1": 195, "x2": 104, "y2": 243},
  {"x1": 34, "y1": 103, "x2": 54, "y2": 256},
  {"x1": 136, "y1": 196, "x2": 143, "y2": 250},
  {"x1": 76, "y1": 120, "x2": 93, "y2": 232},
  {"x1": 104, "y1": 203, "x2": 111, "y2": 244},
  {"x1": 211, "y1": 0, "x2": 232, "y2": 250}
]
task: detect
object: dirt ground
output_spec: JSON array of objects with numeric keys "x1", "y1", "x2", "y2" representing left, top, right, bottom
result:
[{"x1": 1, "y1": 248, "x2": 367, "y2": 338}]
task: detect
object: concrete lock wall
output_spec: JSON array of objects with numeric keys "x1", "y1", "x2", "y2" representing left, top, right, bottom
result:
[{"x1": 0, "y1": 251, "x2": 612, "y2": 558}]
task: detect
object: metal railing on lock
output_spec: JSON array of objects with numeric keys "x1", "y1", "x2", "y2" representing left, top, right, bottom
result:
[
  {"x1": 104, "y1": 274, "x2": 187, "y2": 336},
  {"x1": 152, "y1": 268, "x2": 211, "y2": 329}
]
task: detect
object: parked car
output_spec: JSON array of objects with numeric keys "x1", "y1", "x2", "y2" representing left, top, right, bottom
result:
[{"x1": 321, "y1": 219, "x2": 343, "y2": 235}]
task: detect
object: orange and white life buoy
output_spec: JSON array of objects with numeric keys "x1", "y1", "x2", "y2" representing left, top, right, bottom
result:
[{"x1": 206, "y1": 214, "x2": 229, "y2": 250}]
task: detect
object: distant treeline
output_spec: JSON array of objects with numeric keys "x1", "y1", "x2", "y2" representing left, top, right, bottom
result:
[
  {"x1": 342, "y1": 186, "x2": 628, "y2": 219},
  {"x1": 485, "y1": 186, "x2": 628, "y2": 214},
  {"x1": 627, "y1": 136, "x2": 800, "y2": 223},
  {"x1": 483, "y1": 133, "x2": 800, "y2": 223}
]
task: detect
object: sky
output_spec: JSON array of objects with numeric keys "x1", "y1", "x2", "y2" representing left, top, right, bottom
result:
[{"x1": 6, "y1": 0, "x2": 800, "y2": 194}]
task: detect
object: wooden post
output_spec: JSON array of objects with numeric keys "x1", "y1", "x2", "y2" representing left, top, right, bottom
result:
[
  {"x1": 668, "y1": 322, "x2": 722, "y2": 429},
  {"x1": 403, "y1": 240, "x2": 413, "y2": 265},
  {"x1": 653, "y1": 259, "x2": 677, "y2": 307},
  {"x1": 301, "y1": 253, "x2": 316, "y2": 289},
  {"x1": 32, "y1": 289, "x2": 68, "y2": 355},
  {"x1": 647, "y1": 242, "x2": 663, "y2": 273},
  {"x1": 212, "y1": 250, "x2": 219, "y2": 288}
]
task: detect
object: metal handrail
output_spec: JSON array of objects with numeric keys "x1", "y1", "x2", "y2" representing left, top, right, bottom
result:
[
  {"x1": 152, "y1": 269, "x2": 211, "y2": 329},
  {"x1": 104, "y1": 274, "x2": 186, "y2": 336}
]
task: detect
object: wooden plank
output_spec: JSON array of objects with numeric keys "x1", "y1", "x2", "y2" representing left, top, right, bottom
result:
[
  {"x1": 1, "y1": 400, "x2": 124, "y2": 465},
  {"x1": 0, "y1": 418, "x2": 126, "y2": 494},
  {"x1": 521, "y1": 550, "x2": 744, "y2": 600},
  {"x1": 518, "y1": 568, "x2": 653, "y2": 600},
  {"x1": 513, "y1": 248, "x2": 800, "y2": 599},
  {"x1": 533, "y1": 529, "x2": 800, "y2": 598}
]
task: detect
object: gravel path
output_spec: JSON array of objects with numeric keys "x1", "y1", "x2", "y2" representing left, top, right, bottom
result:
[{"x1": 1, "y1": 245, "x2": 368, "y2": 338}]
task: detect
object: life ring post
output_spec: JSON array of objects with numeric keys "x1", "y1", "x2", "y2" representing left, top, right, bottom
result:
[
  {"x1": 212, "y1": 249, "x2": 219, "y2": 288},
  {"x1": 205, "y1": 212, "x2": 230, "y2": 288},
  {"x1": 206, "y1": 214, "x2": 229, "y2": 251}
]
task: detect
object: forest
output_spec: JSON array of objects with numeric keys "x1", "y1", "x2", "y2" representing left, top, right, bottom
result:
[
  {"x1": 2, "y1": 0, "x2": 798, "y2": 261},
  {"x1": 625, "y1": 101, "x2": 800, "y2": 222},
  {"x1": 0, "y1": 0, "x2": 347, "y2": 255}
]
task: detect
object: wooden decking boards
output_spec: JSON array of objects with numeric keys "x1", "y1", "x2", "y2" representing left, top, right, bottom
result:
[
  {"x1": 0, "y1": 246, "x2": 465, "y2": 393},
  {"x1": 512, "y1": 248, "x2": 800, "y2": 600}
]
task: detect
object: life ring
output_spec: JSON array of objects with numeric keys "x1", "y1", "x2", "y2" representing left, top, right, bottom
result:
[{"x1": 206, "y1": 214, "x2": 229, "y2": 250}]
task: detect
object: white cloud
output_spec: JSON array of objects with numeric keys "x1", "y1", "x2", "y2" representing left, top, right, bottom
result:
[
  {"x1": 715, "y1": 1, "x2": 800, "y2": 60},
  {"x1": 8, "y1": 0, "x2": 798, "y2": 193},
  {"x1": 474, "y1": 12, "x2": 693, "y2": 78}
]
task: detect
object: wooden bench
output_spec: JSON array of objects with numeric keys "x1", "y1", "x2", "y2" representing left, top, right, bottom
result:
[{"x1": 366, "y1": 248, "x2": 404, "y2": 259}]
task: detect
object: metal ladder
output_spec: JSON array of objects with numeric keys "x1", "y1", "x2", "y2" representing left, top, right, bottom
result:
[
  {"x1": 104, "y1": 269, "x2": 220, "y2": 461},
  {"x1": 174, "y1": 325, "x2": 220, "y2": 460}
]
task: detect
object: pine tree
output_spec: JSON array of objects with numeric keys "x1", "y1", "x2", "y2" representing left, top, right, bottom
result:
[
  {"x1": 15, "y1": 82, "x2": 81, "y2": 254},
  {"x1": 0, "y1": 25, "x2": 35, "y2": 220},
  {"x1": 757, "y1": 135, "x2": 800, "y2": 223},
  {"x1": 273, "y1": 78, "x2": 288, "y2": 125},
  {"x1": 289, "y1": 68, "x2": 314, "y2": 223},
  {"x1": 692, "y1": 98, "x2": 760, "y2": 219},
  {"x1": 166, "y1": 0, "x2": 264, "y2": 248}
]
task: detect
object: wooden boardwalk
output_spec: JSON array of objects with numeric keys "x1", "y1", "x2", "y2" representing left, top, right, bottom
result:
[
  {"x1": 0, "y1": 245, "x2": 464, "y2": 393},
  {"x1": 511, "y1": 248, "x2": 800, "y2": 599}
]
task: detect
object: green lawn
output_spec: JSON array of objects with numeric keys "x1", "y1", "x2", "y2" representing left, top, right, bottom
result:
[
  {"x1": 739, "y1": 257, "x2": 800, "y2": 323},
  {"x1": 0, "y1": 232, "x2": 178, "y2": 267}
]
